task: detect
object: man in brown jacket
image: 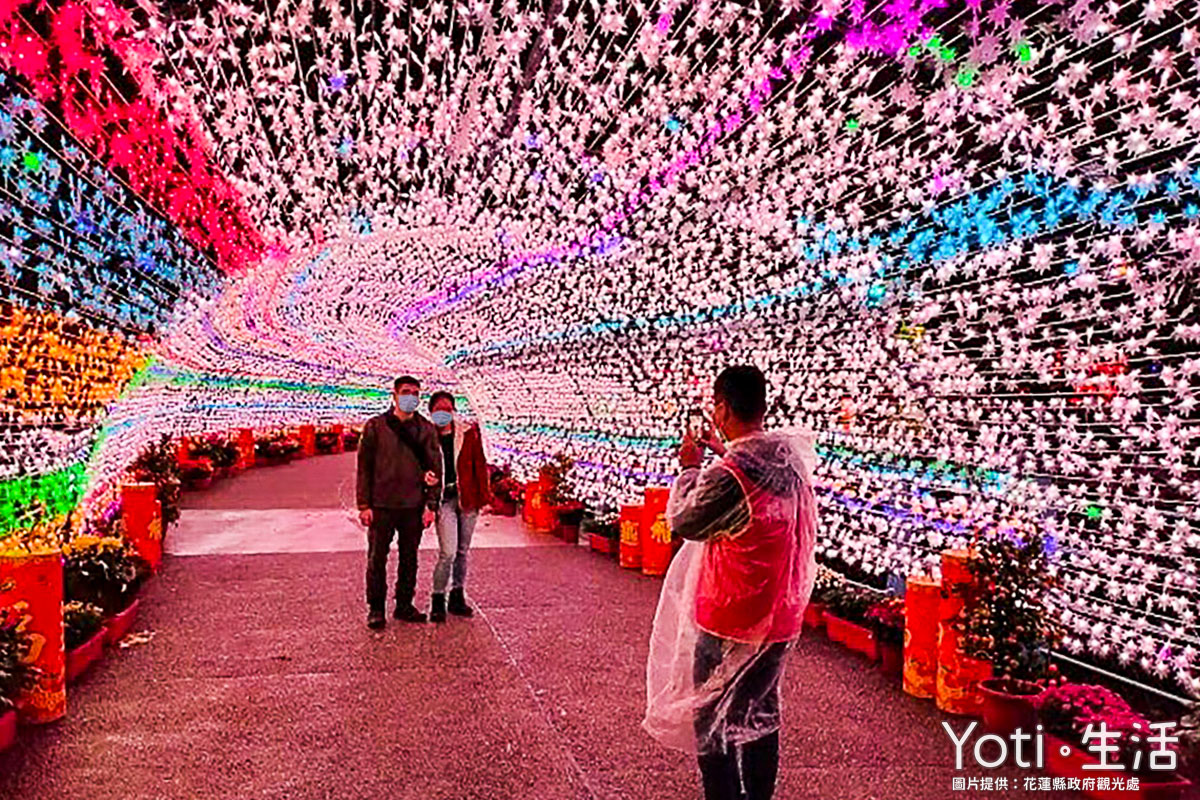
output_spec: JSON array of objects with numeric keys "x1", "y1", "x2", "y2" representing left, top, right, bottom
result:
[
  {"x1": 427, "y1": 391, "x2": 491, "y2": 622},
  {"x1": 357, "y1": 375, "x2": 442, "y2": 629}
]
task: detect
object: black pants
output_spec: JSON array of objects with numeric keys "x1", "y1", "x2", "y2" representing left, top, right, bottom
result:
[
  {"x1": 693, "y1": 632, "x2": 788, "y2": 800},
  {"x1": 366, "y1": 507, "x2": 424, "y2": 613}
]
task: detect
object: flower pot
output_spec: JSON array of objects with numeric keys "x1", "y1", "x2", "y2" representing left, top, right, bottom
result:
[
  {"x1": 0, "y1": 709, "x2": 16, "y2": 753},
  {"x1": 803, "y1": 603, "x2": 825, "y2": 630},
  {"x1": 824, "y1": 612, "x2": 849, "y2": 643},
  {"x1": 66, "y1": 629, "x2": 107, "y2": 683},
  {"x1": 878, "y1": 639, "x2": 904, "y2": 676},
  {"x1": 104, "y1": 599, "x2": 140, "y2": 645},
  {"x1": 842, "y1": 619, "x2": 878, "y2": 660},
  {"x1": 1044, "y1": 734, "x2": 1192, "y2": 800},
  {"x1": 978, "y1": 678, "x2": 1042, "y2": 734},
  {"x1": 589, "y1": 533, "x2": 617, "y2": 554}
]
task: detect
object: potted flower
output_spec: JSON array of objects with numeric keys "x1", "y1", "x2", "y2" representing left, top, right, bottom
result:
[
  {"x1": 542, "y1": 454, "x2": 585, "y2": 543},
  {"x1": 583, "y1": 513, "x2": 620, "y2": 555},
  {"x1": 823, "y1": 583, "x2": 879, "y2": 659},
  {"x1": 1037, "y1": 683, "x2": 1191, "y2": 799},
  {"x1": 64, "y1": 601, "x2": 106, "y2": 683},
  {"x1": 204, "y1": 438, "x2": 240, "y2": 478},
  {"x1": 961, "y1": 531, "x2": 1060, "y2": 733},
  {"x1": 805, "y1": 568, "x2": 838, "y2": 630},
  {"x1": 63, "y1": 536, "x2": 149, "y2": 644},
  {"x1": 181, "y1": 460, "x2": 215, "y2": 490},
  {"x1": 315, "y1": 429, "x2": 340, "y2": 454},
  {"x1": 488, "y1": 466, "x2": 522, "y2": 517},
  {"x1": 0, "y1": 608, "x2": 36, "y2": 752},
  {"x1": 129, "y1": 435, "x2": 182, "y2": 529},
  {"x1": 866, "y1": 596, "x2": 905, "y2": 676}
]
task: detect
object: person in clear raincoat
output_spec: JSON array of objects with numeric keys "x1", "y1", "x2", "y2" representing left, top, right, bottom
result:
[{"x1": 643, "y1": 366, "x2": 819, "y2": 800}]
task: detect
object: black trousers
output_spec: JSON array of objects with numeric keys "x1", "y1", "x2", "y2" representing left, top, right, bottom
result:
[
  {"x1": 693, "y1": 632, "x2": 788, "y2": 800},
  {"x1": 366, "y1": 507, "x2": 424, "y2": 613}
]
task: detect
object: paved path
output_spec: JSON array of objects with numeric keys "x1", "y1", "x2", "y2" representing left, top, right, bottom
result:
[{"x1": 0, "y1": 453, "x2": 1054, "y2": 799}]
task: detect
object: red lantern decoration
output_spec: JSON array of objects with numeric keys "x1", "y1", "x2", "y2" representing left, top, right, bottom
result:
[
  {"x1": 640, "y1": 488, "x2": 672, "y2": 577},
  {"x1": 121, "y1": 482, "x2": 162, "y2": 571},
  {"x1": 936, "y1": 549, "x2": 988, "y2": 715},
  {"x1": 299, "y1": 425, "x2": 317, "y2": 457},
  {"x1": 0, "y1": 550, "x2": 66, "y2": 724},
  {"x1": 619, "y1": 504, "x2": 643, "y2": 569},
  {"x1": 903, "y1": 575, "x2": 940, "y2": 699},
  {"x1": 236, "y1": 428, "x2": 256, "y2": 469}
]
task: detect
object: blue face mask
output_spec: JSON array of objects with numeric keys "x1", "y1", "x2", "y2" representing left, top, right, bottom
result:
[
  {"x1": 431, "y1": 410, "x2": 454, "y2": 427},
  {"x1": 395, "y1": 394, "x2": 420, "y2": 413}
]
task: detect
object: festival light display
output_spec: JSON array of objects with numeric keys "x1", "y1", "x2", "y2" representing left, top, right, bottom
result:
[{"x1": 0, "y1": 0, "x2": 1196, "y2": 697}]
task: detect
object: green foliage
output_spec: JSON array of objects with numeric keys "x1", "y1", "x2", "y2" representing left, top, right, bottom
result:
[
  {"x1": 961, "y1": 532, "x2": 1062, "y2": 681},
  {"x1": 63, "y1": 601, "x2": 105, "y2": 651},
  {"x1": 129, "y1": 434, "x2": 182, "y2": 528},
  {"x1": 540, "y1": 453, "x2": 576, "y2": 506},
  {"x1": 63, "y1": 537, "x2": 148, "y2": 615}
]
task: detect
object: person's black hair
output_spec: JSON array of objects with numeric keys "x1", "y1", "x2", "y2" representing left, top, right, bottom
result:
[
  {"x1": 429, "y1": 391, "x2": 455, "y2": 410},
  {"x1": 394, "y1": 375, "x2": 421, "y2": 390},
  {"x1": 714, "y1": 366, "x2": 767, "y2": 422}
]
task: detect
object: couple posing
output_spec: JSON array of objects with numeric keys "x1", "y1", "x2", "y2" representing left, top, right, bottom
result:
[{"x1": 355, "y1": 375, "x2": 490, "y2": 629}]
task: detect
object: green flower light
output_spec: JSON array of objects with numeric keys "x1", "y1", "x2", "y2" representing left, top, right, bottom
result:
[
  {"x1": 1085, "y1": 505, "x2": 1102, "y2": 520},
  {"x1": 23, "y1": 151, "x2": 42, "y2": 172},
  {"x1": 845, "y1": 117, "x2": 860, "y2": 131},
  {"x1": 1016, "y1": 41, "x2": 1032, "y2": 62}
]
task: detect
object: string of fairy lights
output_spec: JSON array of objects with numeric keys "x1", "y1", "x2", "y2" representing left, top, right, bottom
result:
[{"x1": 0, "y1": 0, "x2": 1197, "y2": 696}]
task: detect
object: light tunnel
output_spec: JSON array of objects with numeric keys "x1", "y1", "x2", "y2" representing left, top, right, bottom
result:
[{"x1": 0, "y1": 0, "x2": 1198, "y2": 791}]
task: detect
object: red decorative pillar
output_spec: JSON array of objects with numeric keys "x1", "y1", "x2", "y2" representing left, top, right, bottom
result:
[
  {"x1": 640, "y1": 488, "x2": 672, "y2": 577},
  {"x1": 903, "y1": 575, "x2": 940, "y2": 699},
  {"x1": 176, "y1": 436, "x2": 190, "y2": 466},
  {"x1": 619, "y1": 504, "x2": 643, "y2": 569},
  {"x1": 121, "y1": 482, "x2": 163, "y2": 571},
  {"x1": 332, "y1": 424, "x2": 345, "y2": 453},
  {"x1": 0, "y1": 551, "x2": 66, "y2": 723},
  {"x1": 936, "y1": 549, "x2": 990, "y2": 715},
  {"x1": 236, "y1": 428, "x2": 255, "y2": 469},
  {"x1": 299, "y1": 425, "x2": 316, "y2": 457}
]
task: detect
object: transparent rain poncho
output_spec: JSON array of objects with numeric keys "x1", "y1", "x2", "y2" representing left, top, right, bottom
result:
[{"x1": 643, "y1": 429, "x2": 819, "y2": 755}]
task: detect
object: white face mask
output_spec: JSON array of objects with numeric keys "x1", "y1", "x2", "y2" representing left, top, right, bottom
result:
[{"x1": 431, "y1": 410, "x2": 454, "y2": 426}]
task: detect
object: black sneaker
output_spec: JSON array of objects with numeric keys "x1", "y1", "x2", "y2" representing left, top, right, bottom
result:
[
  {"x1": 367, "y1": 611, "x2": 386, "y2": 630},
  {"x1": 393, "y1": 604, "x2": 428, "y2": 623}
]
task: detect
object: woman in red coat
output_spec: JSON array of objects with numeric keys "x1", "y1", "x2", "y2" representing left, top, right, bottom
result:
[{"x1": 427, "y1": 391, "x2": 491, "y2": 622}]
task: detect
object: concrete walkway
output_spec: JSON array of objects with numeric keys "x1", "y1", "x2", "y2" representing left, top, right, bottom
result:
[{"x1": 0, "y1": 453, "x2": 1053, "y2": 799}]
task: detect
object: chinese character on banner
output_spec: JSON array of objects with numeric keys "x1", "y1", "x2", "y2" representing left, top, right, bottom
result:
[
  {"x1": 981, "y1": 777, "x2": 994, "y2": 791},
  {"x1": 1097, "y1": 777, "x2": 1112, "y2": 791},
  {"x1": 952, "y1": 777, "x2": 965, "y2": 791},
  {"x1": 1081, "y1": 723, "x2": 1124, "y2": 770},
  {"x1": 967, "y1": 778, "x2": 980, "y2": 791},
  {"x1": 1052, "y1": 778, "x2": 1066, "y2": 791},
  {"x1": 1038, "y1": 777, "x2": 1052, "y2": 790},
  {"x1": 1128, "y1": 778, "x2": 1140, "y2": 791},
  {"x1": 1023, "y1": 777, "x2": 1038, "y2": 791},
  {"x1": 1148, "y1": 722, "x2": 1179, "y2": 771},
  {"x1": 995, "y1": 777, "x2": 1008, "y2": 790}
]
